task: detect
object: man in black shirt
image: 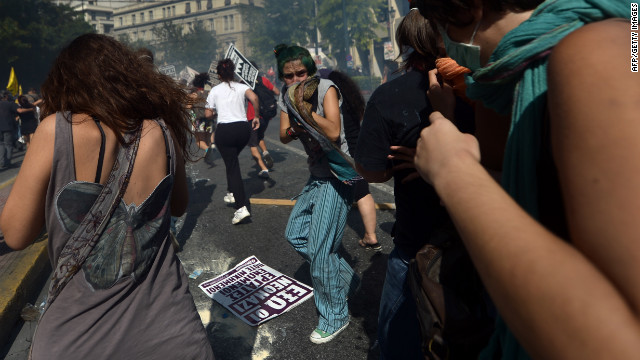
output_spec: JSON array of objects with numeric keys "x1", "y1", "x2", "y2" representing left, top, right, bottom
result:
[
  {"x1": 0, "y1": 91, "x2": 34, "y2": 168},
  {"x1": 354, "y1": 9, "x2": 473, "y2": 359}
]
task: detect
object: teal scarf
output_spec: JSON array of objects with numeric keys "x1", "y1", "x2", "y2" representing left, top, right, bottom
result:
[
  {"x1": 467, "y1": 0, "x2": 627, "y2": 218},
  {"x1": 465, "y1": 1, "x2": 628, "y2": 359}
]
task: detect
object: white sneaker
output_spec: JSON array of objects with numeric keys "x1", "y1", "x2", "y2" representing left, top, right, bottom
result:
[
  {"x1": 223, "y1": 192, "x2": 235, "y2": 204},
  {"x1": 309, "y1": 321, "x2": 350, "y2": 344},
  {"x1": 232, "y1": 206, "x2": 250, "y2": 224}
]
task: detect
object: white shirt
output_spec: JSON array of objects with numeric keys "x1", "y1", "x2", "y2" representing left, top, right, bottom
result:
[{"x1": 205, "y1": 81, "x2": 250, "y2": 124}]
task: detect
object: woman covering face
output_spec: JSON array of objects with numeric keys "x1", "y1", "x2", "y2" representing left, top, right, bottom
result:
[{"x1": 274, "y1": 44, "x2": 361, "y2": 344}]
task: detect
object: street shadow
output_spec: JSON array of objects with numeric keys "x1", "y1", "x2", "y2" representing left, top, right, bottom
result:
[
  {"x1": 378, "y1": 220, "x2": 394, "y2": 236},
  {"x1": 345, "y1": 205, "x2": 395, "y2": 240},
  {"x1": 176, "y1": 177, "x2": 216, "y2": 250},
  {"x1": 289, "y1": 236, "x2": 386, "y2": 360},
  {"x1": 0, "y1": 240, "x2": 12, "y2": 256},
  {"x1": 259, "y1": 148, "x2": 289, "y2": 169},
  {"x1": 205, "y1": 300, "x2": 260, "y2": 360},
  {"x1": 349, "y1": 248, "x2": 387, "y2": 360}
]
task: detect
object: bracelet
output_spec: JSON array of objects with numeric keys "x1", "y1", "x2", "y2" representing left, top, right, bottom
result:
[{"x1": 286, "y1": 126, "x2": 298, "y2": 140}]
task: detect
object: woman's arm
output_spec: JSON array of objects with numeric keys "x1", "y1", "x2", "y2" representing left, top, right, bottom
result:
[
  {"x1": 312, "y1": 86, "x2": 341, "y2": 141},
  {"x1": 279, "y1": 110, "x2": 295, "y2": 144},
  {"x1": 0, "y1": 115, "x2": 55, "y2": 250},
  {"x1": 170, "y1": 135, "x2": 188, "y2": 216},
  {"x1": 415, "y1": 19, "x2": 640, "y2": 359},
  {"x1": 16, "y1": 107, "x2": 35, "y2": 114}
]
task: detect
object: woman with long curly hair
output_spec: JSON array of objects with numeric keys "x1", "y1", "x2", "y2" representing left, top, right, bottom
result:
[
  {"x1": 0, "y1": 34, "x2": 214, "y2": 359},
  {"x1": 205, "y1": 59, "x2": 260, "y2": 224}
]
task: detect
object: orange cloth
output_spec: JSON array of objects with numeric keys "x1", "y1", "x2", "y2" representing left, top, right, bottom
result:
[{"x1": 435, "y1": 57, "x2": 471, "y2": 101}]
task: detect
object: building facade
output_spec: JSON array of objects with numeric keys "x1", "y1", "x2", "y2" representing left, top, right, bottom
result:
[
  {"x1": 53, "y1": 0, "x2": 140, "y2": 35},
  {"x1": 112, "y1": 0, "x2": 261, "y2": 59}
]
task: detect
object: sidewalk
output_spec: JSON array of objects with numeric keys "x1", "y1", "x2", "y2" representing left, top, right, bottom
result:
[{"x1": 0, "y1": 158, "x2": 50, "y2": 348}]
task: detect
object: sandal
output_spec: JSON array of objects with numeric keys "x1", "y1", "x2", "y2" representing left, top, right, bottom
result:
[{"x1": 359, "y1": 238, "x2": 382, "y2": 251}]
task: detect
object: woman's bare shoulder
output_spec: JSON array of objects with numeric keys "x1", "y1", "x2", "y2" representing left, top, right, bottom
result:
[
  {"x1": 548, "y1": 19, "x2": 637, "y2": 106},
  {"x1": 550, "y1": 19, "x2": 630, "y2": 73},
  {"x1": 35, "y1": 113, "x2": 57, "y2": 134}
]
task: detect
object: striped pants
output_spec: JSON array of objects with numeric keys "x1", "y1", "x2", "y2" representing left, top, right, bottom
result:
[{"x1": 285, "y1": 177, "x2": 358, "y2": 333}]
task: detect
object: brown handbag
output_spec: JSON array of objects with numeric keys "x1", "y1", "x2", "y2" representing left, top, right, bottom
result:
[{"x1": 408, "y1": 224, "x2": 495, "y2": 359}]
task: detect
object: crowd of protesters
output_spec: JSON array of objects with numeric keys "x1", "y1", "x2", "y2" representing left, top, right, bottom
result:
[{"x1": 2, "y1": 0, "x2": 638, "y2": 358}]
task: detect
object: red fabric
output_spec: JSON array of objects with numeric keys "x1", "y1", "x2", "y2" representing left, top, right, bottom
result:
[{"x1": 246, "y1": 76, "x2": 275, "y2": 120}]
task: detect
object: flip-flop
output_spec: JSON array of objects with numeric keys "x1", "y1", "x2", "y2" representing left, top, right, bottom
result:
[{"x1": 359, "y1": 239, "x2": 382, "y2": 251}]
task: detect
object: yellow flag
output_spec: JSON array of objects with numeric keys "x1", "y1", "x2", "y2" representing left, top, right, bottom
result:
[{"x1": 6, "y1": 67, "x2": 19, "y2": 96}]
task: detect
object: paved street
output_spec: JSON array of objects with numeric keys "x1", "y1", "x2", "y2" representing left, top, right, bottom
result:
[{"x1": 1, "y1": 121, "x2": 397, "y2": 360}]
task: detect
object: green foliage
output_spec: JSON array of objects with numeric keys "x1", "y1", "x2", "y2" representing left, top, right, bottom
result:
[
  {"x1": 242, "y1": 0, "x2": 383, "y2": 72},
  {"x1": 242, "y1": 1, "x2": 315, "y2": 69},
  {"x1": 0, "y1": 0, "x2": 93, "y2": 89},
  {"x1": 317, "y1": 0, "x2": 384, "y2": 70},
  {"x1": 182, "y1": 21, "x2": 218, "y2": 72},
  {"x1": 145, "y1": 20, "x2": 217, "y2": 73}
]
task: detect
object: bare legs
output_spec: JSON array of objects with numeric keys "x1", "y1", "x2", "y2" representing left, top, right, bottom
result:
[
  {"x1": 250, "y1": 146, "x2": 268, "y2": 171},
  {"x1": 357, "y1": 193, "x2": 378, "y2": 246}
]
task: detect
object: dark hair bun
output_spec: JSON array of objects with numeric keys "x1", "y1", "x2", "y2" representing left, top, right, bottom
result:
[{"x1": 273, "y1": 44, "x2": 288, "y2": 58}]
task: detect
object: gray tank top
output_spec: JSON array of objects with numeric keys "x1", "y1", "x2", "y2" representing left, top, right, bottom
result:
[{"x1": 33, "y1": 112, "x2": 214, "y2": 360}]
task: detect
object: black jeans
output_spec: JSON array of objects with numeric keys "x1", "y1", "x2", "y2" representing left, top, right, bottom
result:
[
  {"x1": 215, "y1": 121, "x2": 251, "y2": 209},
  {"x1": 0, "y1": 131, "x2": 14, "y2": 168}
]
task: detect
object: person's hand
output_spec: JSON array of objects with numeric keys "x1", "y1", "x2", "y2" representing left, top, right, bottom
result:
[
  {"x1": 426, "y1": 68, "x2": 456, "y2": 121},
  {"x1": 290, "y1": 119, "x2": 305, "y2": 134},
  {"x1": 415, "y1": 111, "x2": 480, "y2": 186},
  {"x1": 388, "y1": 146, "x2": 420, "y2": 183},
  {"x1": 252, "y1": 117, "x2": 260, "y2": 130}
]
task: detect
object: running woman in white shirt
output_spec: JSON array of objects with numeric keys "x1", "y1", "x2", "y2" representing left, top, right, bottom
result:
[{"x1": 205, "y1": 59, "x2": 260, "y2": 224}]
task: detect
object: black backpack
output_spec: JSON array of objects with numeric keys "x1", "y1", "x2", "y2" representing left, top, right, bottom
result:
[{"x1": 253, "y1": 77, "x2": 278, "y2": 120}]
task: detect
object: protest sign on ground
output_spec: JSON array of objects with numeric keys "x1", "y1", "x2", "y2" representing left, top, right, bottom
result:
[{"x1": 199, "y1": 256, "x2": 313, "y2": 326}]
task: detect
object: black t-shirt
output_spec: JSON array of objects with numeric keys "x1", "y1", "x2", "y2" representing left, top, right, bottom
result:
[
  {"x1": 0, "y1": 100, "x2": 19, "y2": 132},
  {"x1": 355, "y1": 71, "x2": 458, "y2": 256}
]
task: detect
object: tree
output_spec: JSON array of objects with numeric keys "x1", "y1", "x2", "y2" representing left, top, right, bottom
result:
[
  {"x1": 182, "y1": 21, "x2": 218, "y2": 72},
  {"x1": 0, "y1": 0, "x2": 93, "y2": 89},
  {"x1": 316, "y1": 0, "x2": 384, "y2": 72},
  {"x1": 242, "y1": 0, "x2": 315, "y2": 68},
  {"x1": 150, "y1": 20, "x2": 217, "y2": 73}
]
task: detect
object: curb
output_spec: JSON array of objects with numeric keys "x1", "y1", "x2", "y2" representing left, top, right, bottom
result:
[
  {"x1": 0, "y1": 234, "x2": 49, "y2": 346},
  {"x1": 0, "y1": 235, "x2": 49, "y2": 348},
  {"x1": 0, "y1": 174, "x2": 50, "y2": 347}
]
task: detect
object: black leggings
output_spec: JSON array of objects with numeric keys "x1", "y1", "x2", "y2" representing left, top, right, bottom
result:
[{"x1": 215, "y1": 121, "x2": 251, "y2": 209}]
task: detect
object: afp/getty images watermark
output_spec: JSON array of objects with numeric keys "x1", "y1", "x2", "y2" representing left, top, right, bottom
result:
[{"x1": 632, "y1": 3, "x2": 638, "y2": 72}]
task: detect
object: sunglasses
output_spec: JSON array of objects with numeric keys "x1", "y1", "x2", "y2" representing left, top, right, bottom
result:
[{"x1": 283, "y1": 70, "x2": 308, "y2": 80}]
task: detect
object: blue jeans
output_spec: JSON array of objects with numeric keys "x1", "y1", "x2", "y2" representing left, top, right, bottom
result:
[
  {"x1": 378, "y1": 247, "x2": 423, "y2": 360},
  {"x1": 285, "y1": 177, "x2": 358, "y2": 333}
]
